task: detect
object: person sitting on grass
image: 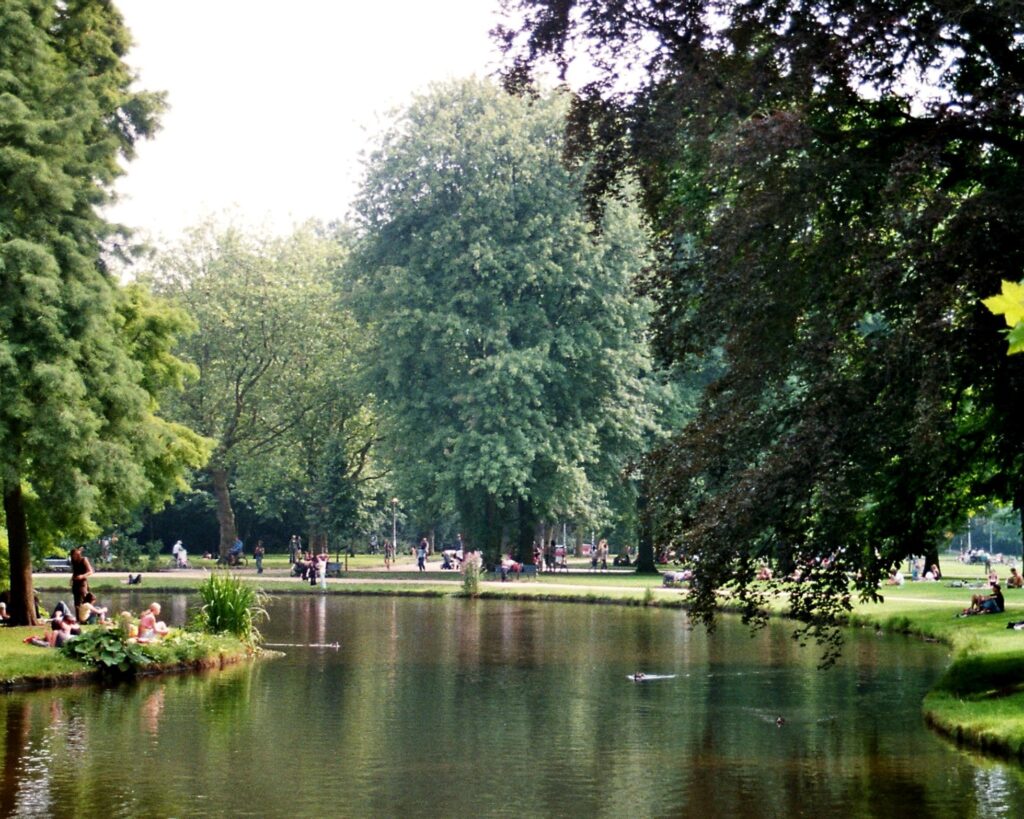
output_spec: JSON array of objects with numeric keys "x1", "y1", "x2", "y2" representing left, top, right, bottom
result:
[
  {"x1": 961, "y1": 583, "x2": 1005, "y2": 616},
  {"x1": 136, "y1": 602, "x2": 169, "y2": 642},
  {"x1": 77, "y1": 592, "x2": 110, "y2": 625},
  {"x1": 1008, "y1": 567, "x2": 1023, "y2": 589}
]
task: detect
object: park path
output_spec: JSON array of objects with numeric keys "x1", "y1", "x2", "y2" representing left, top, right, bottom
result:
[{"x1": 46, "y1": 566, "x2": 679, "y2": 597}]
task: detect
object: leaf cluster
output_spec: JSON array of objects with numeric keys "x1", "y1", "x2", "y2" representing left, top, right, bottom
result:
[
  {"x1": 499, "y1": 1, "x2": 1024, "y2": 648},
  {"x1": 194, "y1": 571, "x2": 268, "y2": 645},
  {"x1": 348, "y1": 79, "x2": 660, "y2": 551}
]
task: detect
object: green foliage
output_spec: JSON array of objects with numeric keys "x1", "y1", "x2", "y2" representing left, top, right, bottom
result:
[
  {"x1": 350, "y1": 79, "x2": 659, "y2": 558},
  {"x1": 59, "y1": 623, "x2": 243, "y2": 676},
  {"x1": 934, "y1": 651, "x2": 1024, "y2": 698},
  {"x1": 60, "y1": 624, "x2": 150, "y2": 674},
  {"x1": 461, "y1": 555, "x2": 483, "y2": 598},
  {"x1": 195, "y1": 572, "x2": 268, "y2": 645},
  {"x1": 145, "y1": 223, "x2": 377, "y2": 553},
  {"x1": 501, "y1": 0, "x2": 1024, "y2": 648},
  {"x1": 0, "y1": 0, "x2": 208, "y2": 624}
]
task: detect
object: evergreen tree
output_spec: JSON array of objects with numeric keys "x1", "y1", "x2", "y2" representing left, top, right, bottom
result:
[{"x1": 1, "y1": 1, "x2": 207, "y2": 624}]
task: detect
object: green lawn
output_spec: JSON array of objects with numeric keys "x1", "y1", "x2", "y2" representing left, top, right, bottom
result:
[{"x1": 0, "y1": 626, "x2": 92, "y2": 684}]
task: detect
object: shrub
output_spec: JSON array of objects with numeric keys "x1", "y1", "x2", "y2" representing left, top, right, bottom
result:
[
  {"x1": 196, "y1": 572, "x2": 268, "y2": 645},
  {"x1": 461, "y1": 553, "x2": 482, "y2": 597},
  {"x1": 61, "y1": 624, "x2": 150, "y2": 673}
]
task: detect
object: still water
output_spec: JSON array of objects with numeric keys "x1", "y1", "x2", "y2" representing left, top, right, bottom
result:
[{"x1": 2, "y1": 594, "x2": 1023, "y2": 818}]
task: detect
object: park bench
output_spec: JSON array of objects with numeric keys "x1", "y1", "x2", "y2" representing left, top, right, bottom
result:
[
  {"x1": 43, "y1": 557, "x2": 71, "y2": 572},
  {"x1": 326, "y1": 561, "x2": 343, "y2": 578},
  {"x1": 489, "y1": 563, "x2": 539, "y2": 581}
]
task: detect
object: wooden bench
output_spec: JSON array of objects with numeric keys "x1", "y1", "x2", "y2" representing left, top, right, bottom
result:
[
  {"x1": 44, "y1": 557, "x2": 71, "y2": 572},
  {"x1": 326, "y1": 561, "x2": 343, "y2": 578}
]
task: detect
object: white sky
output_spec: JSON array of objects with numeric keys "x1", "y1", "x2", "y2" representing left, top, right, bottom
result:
[{"x1": 106, "y1": 1, "x2": 508, "y2": 242}]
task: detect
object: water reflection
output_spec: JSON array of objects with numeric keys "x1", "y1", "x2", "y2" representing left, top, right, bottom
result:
[{"x1": 1, "y1": 596, "x2": 1023, "y2": 817}]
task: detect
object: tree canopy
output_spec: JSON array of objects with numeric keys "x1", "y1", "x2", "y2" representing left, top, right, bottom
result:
[
  {"x1": 0, "y1": 0, "x2": 207, "y2": 623},
  {"x1": 147, "y1": 222, "x2": 378, "y2": 556},
  {"x1": 499, "y1": 0, "x2": 1024, "y2": 654},
  {"x1": 349, "y1": 79, "x2": 659, "y2": 561}
]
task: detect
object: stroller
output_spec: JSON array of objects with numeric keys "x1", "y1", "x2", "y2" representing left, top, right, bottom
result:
[{"x1": 171, "y1": 540, "x2": 190, "y2": 568}]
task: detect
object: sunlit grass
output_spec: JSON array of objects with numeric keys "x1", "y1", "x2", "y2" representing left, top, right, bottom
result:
[{"x1": 0, "y1": 626, "x2": 98, "y2": 684}]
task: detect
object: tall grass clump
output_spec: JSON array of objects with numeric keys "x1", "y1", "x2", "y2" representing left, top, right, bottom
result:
[
  {"x1": 461, "y1": 553, "x2": 483, "y2": 597},
  {"x1": 196, "y1": 573, "x2": 269, "y2": 646}
]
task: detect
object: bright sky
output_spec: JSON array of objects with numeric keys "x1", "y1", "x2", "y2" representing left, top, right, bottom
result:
[{"x1": 106, "y1": 1, "x2": 508, "y2": 242}]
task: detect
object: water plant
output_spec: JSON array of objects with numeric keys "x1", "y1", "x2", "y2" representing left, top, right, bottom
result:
[
  {"x1": 196, "y1": 572, "x2": 268, "y2": 645},
  {"x1": 461, "y1": 553, "x2": 482, "y2": 598}
]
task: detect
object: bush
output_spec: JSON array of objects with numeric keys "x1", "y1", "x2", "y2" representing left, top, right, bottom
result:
[
  {"x1": 461, "y1": 553, "x2": 482, "y2": 597},
  {"x1": 61, "y1": 624, "x2": 245, "y2": 674},
  {"x1": 195, "y1": 572, "x2": 268, "y2": 645},
  {"x1": 61, "y1": 624, "x2": 150, "y2": 673}
]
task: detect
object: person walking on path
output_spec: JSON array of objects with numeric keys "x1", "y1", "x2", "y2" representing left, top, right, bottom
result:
[
  {"x1": 69, "y1": 547, "x2": 94, "y2": 611},
  {"x1": 255, "y1": 540, "x2": 265, "y2": 574},
  {"x1": 316, "y1": 548, "x2": 329, "y2": 589},
  {"x1": 417, "y1": 538, "x2": 428, "y2": 572}
]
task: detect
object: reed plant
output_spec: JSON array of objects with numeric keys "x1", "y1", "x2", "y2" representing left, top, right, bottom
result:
[
  {"x1": 196, "y1": 572, "x2": 269, "y2": 646},
  {"x1": 461, "y1": 553, "x2": 482, "y2": 597}
]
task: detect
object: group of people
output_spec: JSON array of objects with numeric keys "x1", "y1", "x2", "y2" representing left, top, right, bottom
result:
[
  {"x1": 887, "y1": 562, "x2": 943, "y2": 586},
  {"x1": 23, "y1": 597, "x2": 168, "y2": 648},
  {"x1": 589, "y1": 539, "x2": 610, "y2": 572},
  {"x1": 292, "y1": 549, "x2": 330, "y2": 588},
  {"x1": 538, "y1": 539, "x2": 566, "y2": 572},
  {"x1": 961, "y1": 582, "x2": 1005, "y2": 616}
]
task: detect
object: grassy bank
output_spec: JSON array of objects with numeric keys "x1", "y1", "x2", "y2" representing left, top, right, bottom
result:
[{"x1": 0, "y1": 624, "x2": 254, "y2": 691}]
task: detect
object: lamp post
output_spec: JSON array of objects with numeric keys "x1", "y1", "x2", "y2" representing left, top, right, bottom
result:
[{"x1": 391, "y1": 497, "x2": 398, "y2": 556}]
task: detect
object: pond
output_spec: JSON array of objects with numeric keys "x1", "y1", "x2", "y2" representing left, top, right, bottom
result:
[{"x1": 2, "y1": 594, "x2": 1023, "y2": 817}]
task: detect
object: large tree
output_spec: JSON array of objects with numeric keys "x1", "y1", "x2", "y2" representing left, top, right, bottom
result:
[
  {"x1": 499, "y1": 1, "x2": 1024, "y2": 653},
  {"x1": 349, "y1": 79, "x2": 658, "y2": 563},
  {"x1": 148, "y1": 223, "x2": 376, "y2": 556},
  {"x1": 0, "y1": 1, "x2": 209, "y2": 624}
]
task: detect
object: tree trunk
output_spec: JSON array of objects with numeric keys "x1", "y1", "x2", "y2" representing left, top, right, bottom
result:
[
  {"x1": 1015, "y1": 485, "x2": 1024, "y2": 558},
  {"x1": 211, "y1": 466, "x2": 237, "y2": 558},
  {"x1": 3, "y1": 482, "x2": 39, "y2": 625},
  {"x1": 634, "y1": 489, "x2": 659, "y2": 575},
  {"x1": 514, "y1": 497, "x2": 536, "y2": 564},
  {"x1": 482, "y1": 494, "x2": 503, "y2": 566}
]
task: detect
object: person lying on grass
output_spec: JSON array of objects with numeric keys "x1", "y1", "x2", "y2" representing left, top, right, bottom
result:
[
  {"x1": 961, "y1": 583, "x2": 1005, "y2": 616},
  {"x1": 23, "y1": 614, "x2": 80, "y2": 648}
]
